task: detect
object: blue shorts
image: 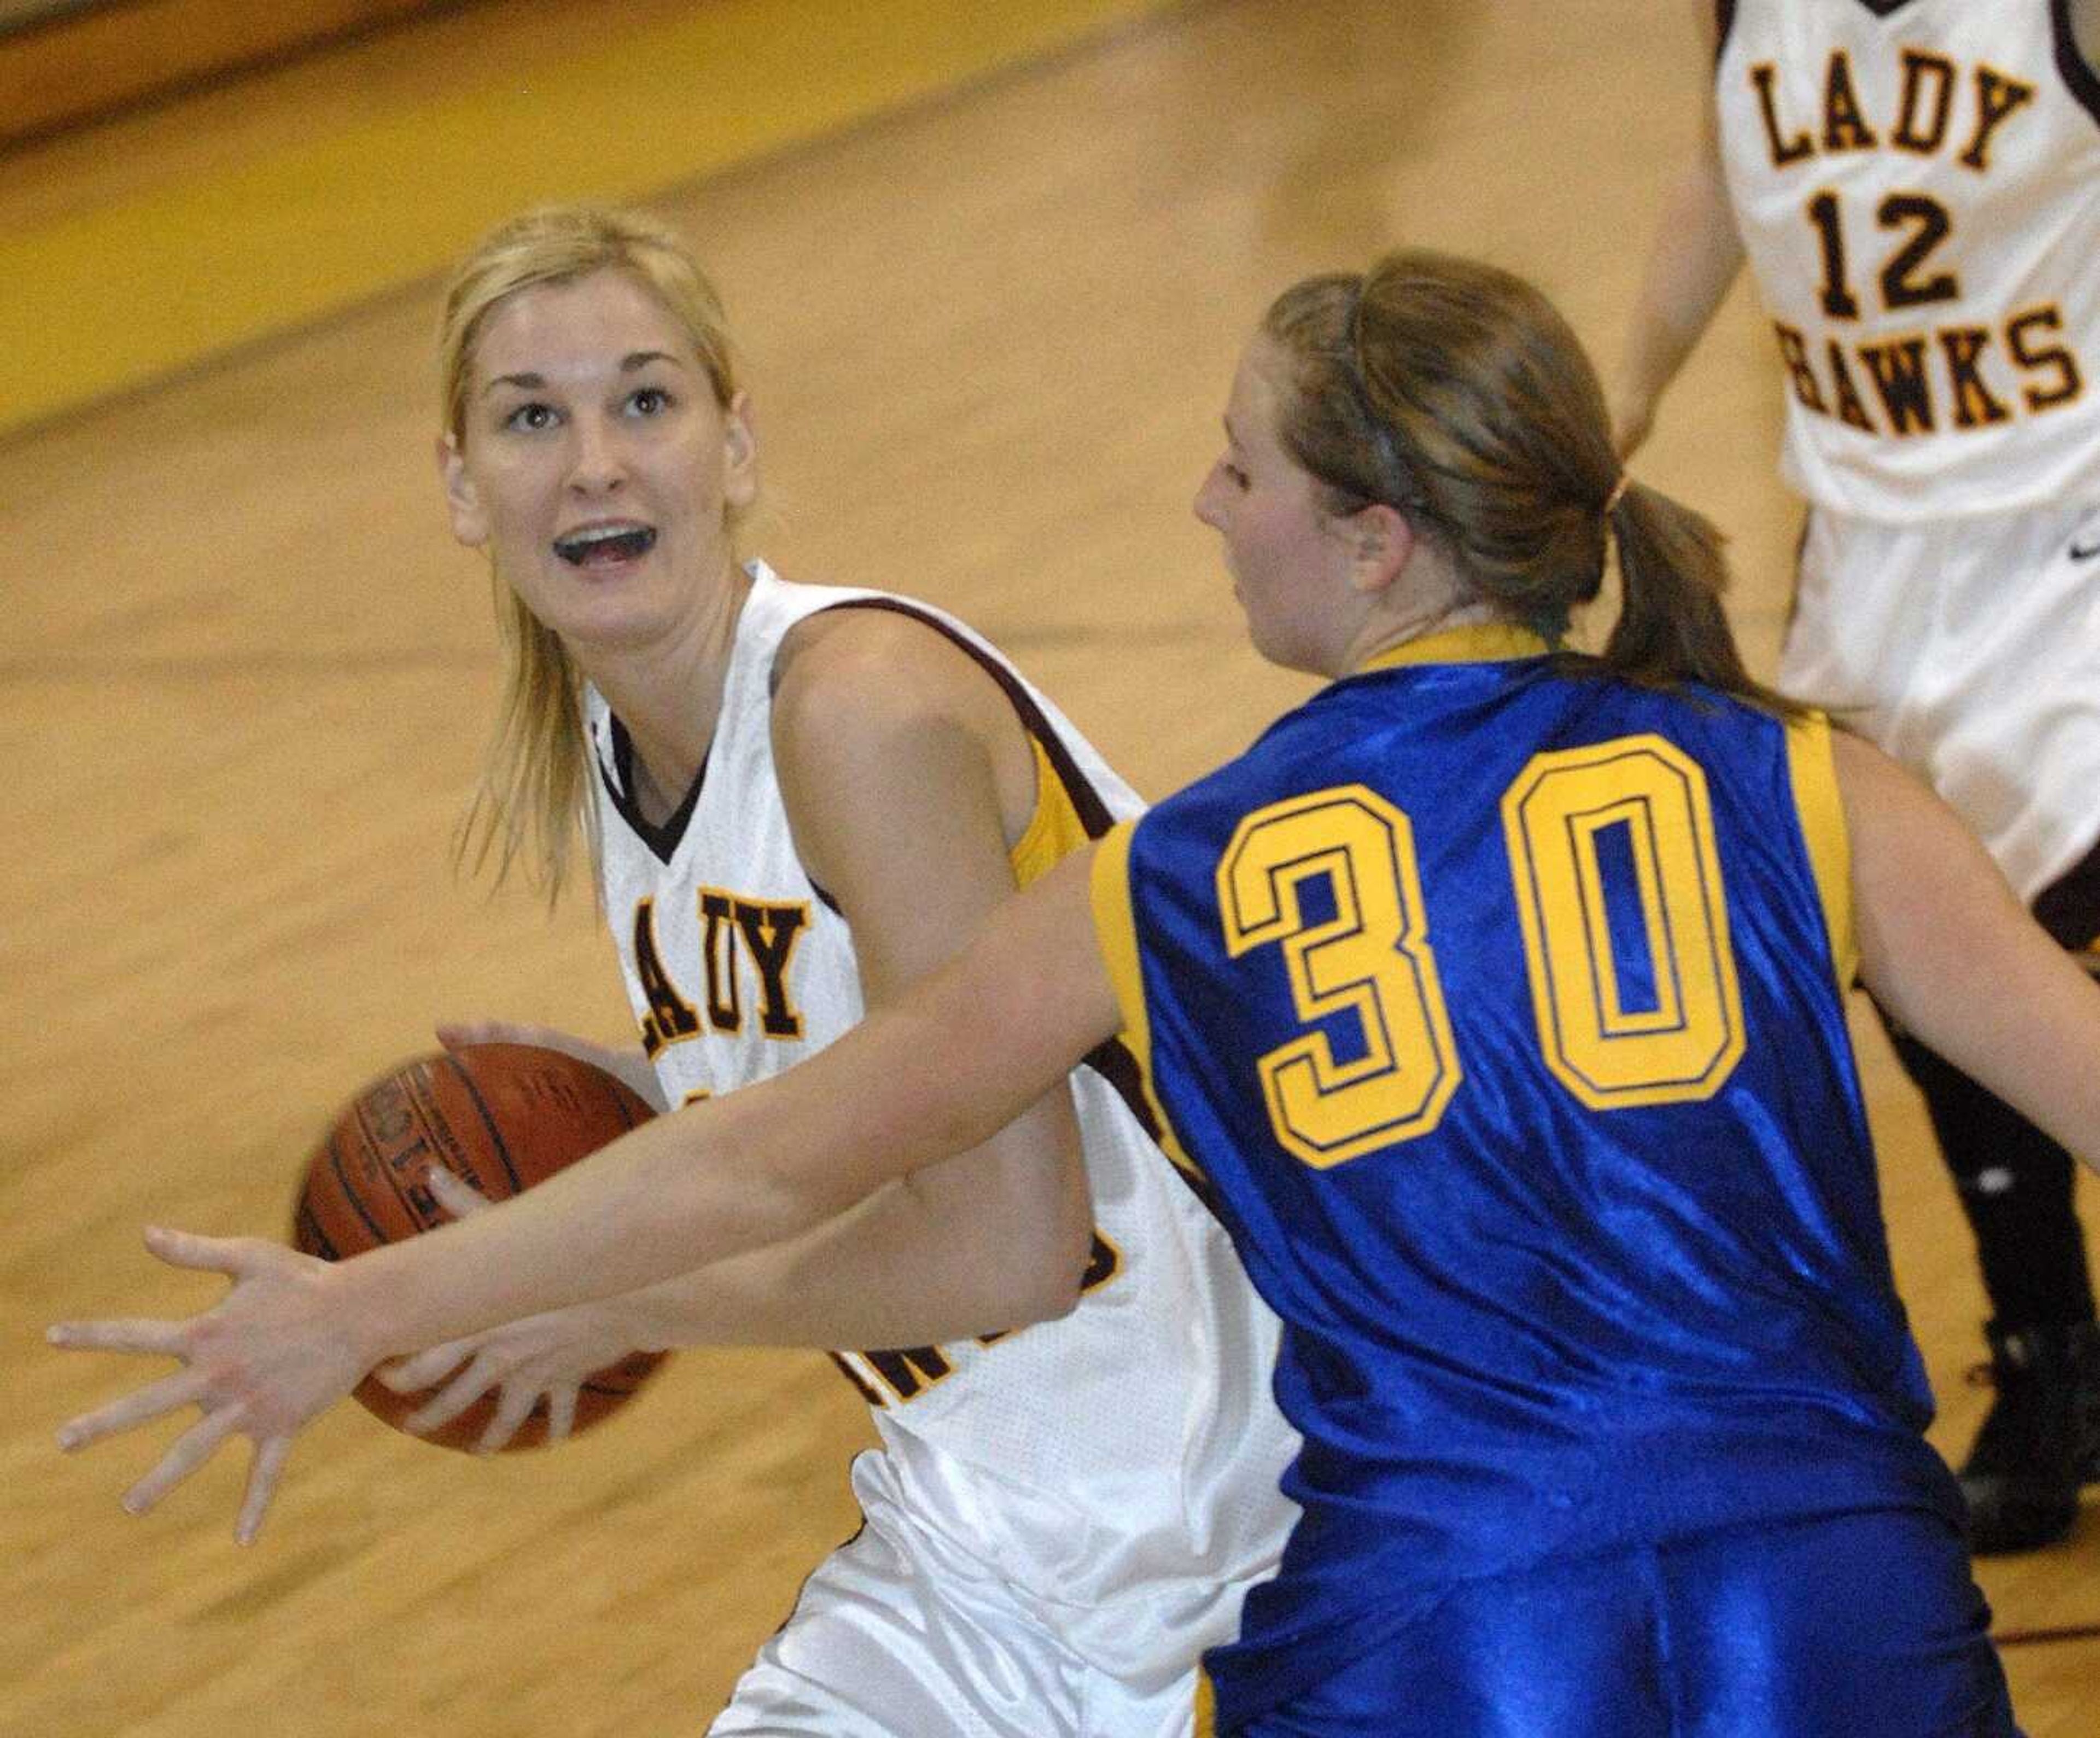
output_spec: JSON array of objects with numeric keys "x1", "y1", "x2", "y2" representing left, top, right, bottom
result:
[{"x1": 1233, "y1": 1509, "x2": 2018, "y2": 1736}]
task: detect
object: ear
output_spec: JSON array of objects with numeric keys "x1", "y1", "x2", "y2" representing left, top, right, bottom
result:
[
  {"x1": 437, "y1": 433, "x2": 489, "y2": 549},
  {"x1": 722, "y1": 390, "x2": 759, "y2": 511},
  {"x1": 1346, "y1": 502, "x2": 1414, "y2": 596}
]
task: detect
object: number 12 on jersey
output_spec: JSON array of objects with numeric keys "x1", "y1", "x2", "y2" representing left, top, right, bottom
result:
[{"x1": 1216, "y1": 736, "x2": 1746, "y2": 1169}]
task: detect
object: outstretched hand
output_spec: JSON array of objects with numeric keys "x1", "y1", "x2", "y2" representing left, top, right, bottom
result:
[
  {"x1": 373, "y1": 1168, "x2": 651, "y2": 1453},
  {"x1": 50, "y1": 1228, "x2": 377, "y2": 1544}
]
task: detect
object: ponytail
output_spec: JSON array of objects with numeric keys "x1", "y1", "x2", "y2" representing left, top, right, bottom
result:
[{"x1": 1595, "y1": 480, "x2": 1802, "y2": 718}]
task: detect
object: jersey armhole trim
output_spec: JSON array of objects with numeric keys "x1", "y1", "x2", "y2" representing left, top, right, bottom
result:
[
  {"x1": 1089, "y1": 820, "x2": 1152, "y2": 1087},
  {"x1": 1088, "y1": 821, "x2": 1214, "y2": 1193},
  {"x1": 1786, "y1": 711, "x2": 1858, "y2": 990},
  {"x1": 809, "y1": 597, "x2": 1117, "y2": 833},
  {"x1": 2053, "y1": 0, "x2": 2100, "y2": 129}
]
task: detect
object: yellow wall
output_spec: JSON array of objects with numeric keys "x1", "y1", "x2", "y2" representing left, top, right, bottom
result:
[
  {"x1": 0, "y1": 0, "x2": 452, "y2": 146},
  {"x1": 0, "y1": 0, "x2": 1171, "y2": 439}
]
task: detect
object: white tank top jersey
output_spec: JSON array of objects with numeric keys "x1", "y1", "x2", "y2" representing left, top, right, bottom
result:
[
  {"x1": 589, "y1": 562, "x2": 1297, "y2": 1676},
  {"x1": 1716, "y1": 0, "x2": 2100, "y2": 521}
]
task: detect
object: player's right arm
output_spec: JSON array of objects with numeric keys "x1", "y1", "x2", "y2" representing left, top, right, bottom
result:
[
  {"x1": 378, "y1": 611, "x2": 1101, "y2": 1448},
  {"x1": 50, "y1": 844, "x2": 1118, "y2": 1541},
  {"x1": 1836, "y1": 730, "x2": 2100, "y2": 1170},
  {"x1": 1608, "y1": 0, "x2": 1744, "y2": 459}
]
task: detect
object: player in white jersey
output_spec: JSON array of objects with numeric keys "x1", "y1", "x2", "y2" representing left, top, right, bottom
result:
[
  {"x1": 1611, "y1": 0, "x2": 2100, "y2": 1552},
  {"x1": 581, "y1": 563, "x2": 1295, "y2": 1734},
  {"x1": 140, "y1": 205, "x2": 1301, "y2": 1730}
]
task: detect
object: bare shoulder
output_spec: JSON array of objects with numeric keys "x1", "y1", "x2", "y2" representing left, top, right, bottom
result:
[
  {"x1": 767, "y1": 604, "x2": 1034, "y2": 900},
  {"x1": 1828, "y1": 725, "x2": 2023, "y2": 959},
  {"x1": 1825, "y1": 720, "x2": 1891, "y2": 788},
  {"x1": 1827, "y1": 724, "x2": 1936, "y2": 847},
  {"x1": 770, "y1": 605, "x2": 1013, "y2": 762}
]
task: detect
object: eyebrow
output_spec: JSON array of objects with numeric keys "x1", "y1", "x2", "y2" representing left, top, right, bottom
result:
[{"x1": 481, "y1": 351, "x2": 687, "y2": 396}]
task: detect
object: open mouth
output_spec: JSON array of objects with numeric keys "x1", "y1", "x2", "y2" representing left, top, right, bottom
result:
[{"x1": 553, "y1": 524, "x2": 658, "y2": 566}]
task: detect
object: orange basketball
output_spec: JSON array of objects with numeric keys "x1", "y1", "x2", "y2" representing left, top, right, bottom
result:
[{"x1": 293, "y1": 1043, "x2": 665, "y2": 1451}]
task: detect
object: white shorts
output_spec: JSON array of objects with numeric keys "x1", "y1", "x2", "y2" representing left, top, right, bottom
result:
[
  {"x1": 1781, "y1": 501, "x2": 2100, "y2": 903},
  {"x1": 707, "y1": 1453, "x2": 1205, "y2": 1738}
]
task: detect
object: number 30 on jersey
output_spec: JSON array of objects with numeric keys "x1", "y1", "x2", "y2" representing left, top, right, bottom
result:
[{"x1": 1215, "y1": 735, "x2": 1746, "y2": 1168}]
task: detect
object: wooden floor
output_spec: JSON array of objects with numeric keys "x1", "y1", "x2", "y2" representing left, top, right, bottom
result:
[{"x1": 4, "y1": 1, "x2": 2095, "y2": 1731}]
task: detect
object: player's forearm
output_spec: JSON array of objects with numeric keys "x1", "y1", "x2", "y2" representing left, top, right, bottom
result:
[
  {"x1": 325, "y1": 1099, "x2": 806, "y2": 1364},
  {"x1": 334, "y1": 857, "x2": 1110, "y2": 1363},
  {"x1": 1870, "y1": 919, "x2": 2100, "y2": 1180},
  {"x1": 609, "y1": 1103, "x2": 1091, "y2": 1352},
  {"x1": 336, "y1": 1018, "x2": 983, "y2": 1364},
  {"x1": 1613, "y1": 151, "x2": 1745, "y2": 434},
  {"x1": 339, "y1": 920, "x2": 1083, "y2": 1358}
]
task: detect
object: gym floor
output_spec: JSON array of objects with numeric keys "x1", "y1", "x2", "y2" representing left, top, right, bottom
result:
[{"x1": 4, "y1": 2, "x2": 2093, "y2": 1731}]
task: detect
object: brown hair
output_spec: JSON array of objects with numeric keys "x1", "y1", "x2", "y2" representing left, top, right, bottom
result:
[
  {"x1": 438, "y1": 205, "x2": 745, "y2": 901},
  {"x1": 1262, "y1": 250, "x2": 1796, "y2": 714}
]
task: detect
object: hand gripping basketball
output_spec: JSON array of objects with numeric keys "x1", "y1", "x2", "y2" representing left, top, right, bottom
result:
[
  {"x1": 294, "y1": 1042, "x2": 665, "y2": 1450},
  {"x1": 371, "y1": 1167, "x2": 659, "y2": 1453},
  {"x1": 50, "y1": 1226, "x2": 377, "y2": 1544}
]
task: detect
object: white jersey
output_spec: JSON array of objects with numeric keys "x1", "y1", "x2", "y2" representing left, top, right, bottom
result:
[
  {"x1": 591, "y1": 562, "x2": 1297, "y2": 1685},
  {"x1": 1716, "y1": 0, "x2": 2100, "y2": 521}
]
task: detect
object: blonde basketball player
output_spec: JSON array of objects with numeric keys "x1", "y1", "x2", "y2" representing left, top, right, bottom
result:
[
  {"x1": 69, "y1": 205, "x2": 1299, "y2": 1737},
  {"x1": 1612, "y1": 0, "x2": 2100, "y2": 1554}
]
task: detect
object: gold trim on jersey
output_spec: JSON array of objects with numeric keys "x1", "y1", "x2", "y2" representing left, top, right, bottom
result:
[
  {"x1": 1010, "y1": 734, "x2": 1094, "y2": 887},
  {"x1": 1352, "y1": 621, "x2": 1551, "y2": 674},
  {"x1": 1784, "y1": 711, "x2": 1858, "y2": 992},
  {"x1": 1193, "y1": 1665, "x2": 1217, "y2": 1738},
  {"x1": 1088, "y1": 821, "x2": 1211, "y2": 1188}
]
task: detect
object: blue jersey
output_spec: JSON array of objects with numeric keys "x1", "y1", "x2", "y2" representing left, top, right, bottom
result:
[{"x1": 1087, "y1": 626, "x2": 1961, "y2": 1729}]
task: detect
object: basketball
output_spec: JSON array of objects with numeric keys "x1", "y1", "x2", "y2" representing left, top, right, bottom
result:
[{"x1": 293, "y1": 1043, "x2": 666, "y2": 1451}]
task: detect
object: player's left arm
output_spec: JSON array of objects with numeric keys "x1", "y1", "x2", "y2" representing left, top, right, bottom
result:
[
  {"x1": 378, "y1": 614, "x2": 1110, "y2": 1447},
  {"x1": 756, "y1": 606, "x2": 1104, "y2": 1331},
  {"x1": 50, "y1": 740, "x2": 1122, "y2": 1539},
  {"x1": 1835, "y1": 728, "x2": 2100, "y2": 1169},
  {"x1": 1608, "y1": 0, "x2": 1746, "y2": 458}
]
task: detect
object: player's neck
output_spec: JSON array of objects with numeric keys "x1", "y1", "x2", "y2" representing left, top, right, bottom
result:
[
  {"x1": 1341, "y1": 597, "x2": 1498, "y2": 678},
  {"x1": 588, "y1": 563, "x2": 752, "y2": 816}
]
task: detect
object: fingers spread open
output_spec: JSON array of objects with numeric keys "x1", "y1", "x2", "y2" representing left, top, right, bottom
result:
[
  {"x1": 140, "y1": 1226, "x2": 253, "y2": 1276},
  {"x1": 544, "y1": 1384, "x2": 579, "y2": 1447},
  {"x1": 404, "y1": 1353, "x2": 503, "y2": 1436},
  {"x1": 56, "y1": 1367, "x2": 207, "y2": 1452},
  {"x1": 236, "y1": 1436, "x2": 294, "y2": 1545},
  {"x1": 122, "y1": 1407, "x2": 242, "y2": 1514},
  {"x1": 476, "y1": 1380, "x2": 550, "y2": 1454},
  {"x1": 48, "y1": 1317, "x2": 188, "y2": 1358},
  {"x1": 375, "y1": 1340, "x2": 472, "y2": 1393}
]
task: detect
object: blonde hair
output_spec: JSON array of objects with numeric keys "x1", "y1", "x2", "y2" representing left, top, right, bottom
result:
[
  {"x1": 1263, "y1": 250, "x2": 1796, "y2": 714},
  {"x1": 439, "y1": 205, "x2": 745, "y2": 902}
]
